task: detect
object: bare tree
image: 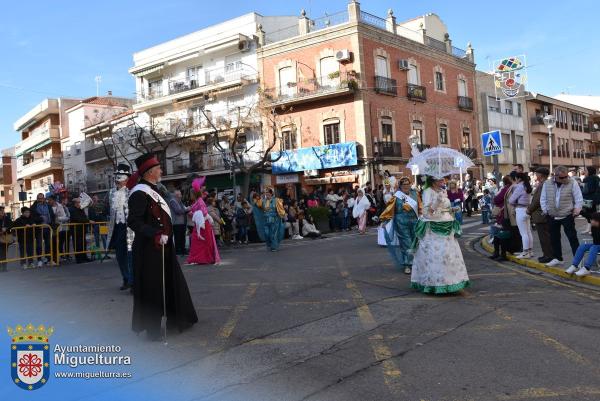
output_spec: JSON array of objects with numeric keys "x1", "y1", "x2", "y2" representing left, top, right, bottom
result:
[{"x1": 197, "y1": 91, "x2": 291, "y2": 197}]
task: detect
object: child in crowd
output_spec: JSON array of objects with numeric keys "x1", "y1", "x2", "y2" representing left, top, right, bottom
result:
[
  {"x1": 11, "y1": 207, "x2": 36, "y2": 269},
  {"x1": 479, "y1": 189, "x2": 492, "y2": 225},
  {"x1": 565, "y1": 212, "x2": 600, "y2": 277}
]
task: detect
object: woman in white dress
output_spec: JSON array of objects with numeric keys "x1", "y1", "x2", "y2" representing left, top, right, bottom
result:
[
  {"x1": 353, "y1": 188, "x2": 370, "y2": 235},
  {"x1": 411, "y1": 176, "x2": 470, "y2": 294}
]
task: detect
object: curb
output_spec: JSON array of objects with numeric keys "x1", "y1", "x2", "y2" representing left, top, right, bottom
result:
[{"x1": 480, "y1": 236, "x2": 600, "y2": 287}]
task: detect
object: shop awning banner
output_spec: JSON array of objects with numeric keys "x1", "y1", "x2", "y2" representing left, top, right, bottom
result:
[{"x1": 271, "y1": 142, "x2": 358, "y2": 174}]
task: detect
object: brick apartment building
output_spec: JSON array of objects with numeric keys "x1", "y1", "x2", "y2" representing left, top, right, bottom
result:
[
  {"x1": 258, "y1": 1, "x2": 479, "y2": 195},
  {"x1": 526, "y1": 93, "x2": 597, "y2": 170}
]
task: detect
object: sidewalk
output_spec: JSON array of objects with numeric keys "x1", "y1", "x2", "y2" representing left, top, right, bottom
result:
[{"x1": 480, "y1": 216, "x2": 600, "y2": 287}]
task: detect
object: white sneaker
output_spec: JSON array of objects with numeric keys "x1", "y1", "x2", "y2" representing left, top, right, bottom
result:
[
  {"x1": 488, "y1": 237, "x2": 494, "y2": 245},
  {"x1": 516, "y1": 251, "x2": 532, "y2": 259},
  {"x1": 37, "y1": 260, "x2": 43, "y2": 268},
  {"x1": 575, "y1": 267, "x2": 591, "y2": 277},
  {"x1": 546, "y1": 259, "x2": 564, "y2": 267},
  {"x1": 565, "y1": 265, "x2": 578, "y2": 274}
]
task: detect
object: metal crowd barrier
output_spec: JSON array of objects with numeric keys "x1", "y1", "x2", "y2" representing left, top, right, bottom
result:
[
  {"x1": 54, "y1": 222, "x2": 110, "y2": 265},
  {"x1": 0, "y1": 224, "x2": 54, "y2": 268},
  {"x1": 0, "y1": 222, "x2": 112, "y2": 269}
]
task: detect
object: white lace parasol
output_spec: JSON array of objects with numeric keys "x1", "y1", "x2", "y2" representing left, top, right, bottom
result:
[{"x1": 407, "y1": 146, "x2": 475, "y2": 179}]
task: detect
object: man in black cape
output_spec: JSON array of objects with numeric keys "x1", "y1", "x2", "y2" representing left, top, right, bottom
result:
[{"x1": 127, "y1": 154, "x2": 198, "y2": 340}]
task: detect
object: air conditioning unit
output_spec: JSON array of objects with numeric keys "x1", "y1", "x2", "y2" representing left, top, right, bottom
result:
[
  {"x1": 238, "y1": 40, "x2": 251, "y2": 52},
  {"x1": 398, "y1": 59, "x2": 409, "y2": 70},
  {"x1": 335, "y1": 49, "x2": 352, "y2": 62}
]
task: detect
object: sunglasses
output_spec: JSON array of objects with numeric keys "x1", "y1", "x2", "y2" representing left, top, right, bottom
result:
[{"x1": 557, "y1": 175, "x2": 569, "y2": 180}]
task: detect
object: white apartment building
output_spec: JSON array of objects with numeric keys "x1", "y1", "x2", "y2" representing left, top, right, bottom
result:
[
  {"x1": 64, "y1": 96, "x2": 132, "y2": 195},
  {"x1": 476, "y1": 71, "x2": 530, "y2": 175},
  {"x1": 13, "y1": 98, "x2": 80, "y2": 197},
  {"x1": 128, "y1": 12, "x2": 297, "y2": 192}
]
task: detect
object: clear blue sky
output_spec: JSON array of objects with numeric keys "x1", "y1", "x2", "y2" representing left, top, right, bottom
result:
[{"x1": 1, "y1": 0, "x2": 598, "y2": 149}]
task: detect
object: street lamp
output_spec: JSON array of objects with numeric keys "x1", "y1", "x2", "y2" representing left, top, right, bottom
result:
[
  {"x1": 543, "y1": 113, "x2": 556, "y2": 173},
  {"x1": 16, "y1": 178, "x2": 27, "y2": 206}
]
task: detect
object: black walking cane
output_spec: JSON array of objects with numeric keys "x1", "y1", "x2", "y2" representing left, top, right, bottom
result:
[{"x1": 161, "y1": 242, "x2": 168, "y2": 345}]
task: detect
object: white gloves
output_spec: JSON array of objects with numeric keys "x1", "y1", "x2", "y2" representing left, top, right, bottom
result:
[{"x1": 159, "y1": 234, "x2": 169, "y2": 245}]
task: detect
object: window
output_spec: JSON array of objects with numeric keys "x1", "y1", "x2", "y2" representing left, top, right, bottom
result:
[
  {"x1": 458, "y1": 79, "x2": 467, "y2": 97},
  {"x1": 187, "y1": 65, "x2": 203, "y2": 86},
  {"x1": 439, "y1": 124, "x2": 448, "y2": 145},
  {"x1": 1, "y1": 190, "x2": 4, "y2": 197},
  {"x1": 67, "y1": 173, "x2": 73, "y2": 185},
  {"x1": 488, "y1": 96, "x2": 500, "y2": 112},
  {"x1": 462, "y1": 128, "x2": 471, "y2": 148},
  {"x1": 408, "y1": 63, "x2": 419, "y2": 85},
  {"x1": 375, "y1": 56, "x2": 389, "y2": 78},
  {"x1": 225, "y1": 57, "x2": 242, "y2": 74},
  {"x1": 75, "y1": 141, "x2": 82, "y2": 155},
  {"x1": 501, "y1": 133, "x2": 511, "y2": 148},
  {"x1": 381, "y1": 118, "x2": 393, "y2": 142},
  {"x1": 516, "y1": 135, "x2": 524, "y2": 150},
  {"x1": 148, "y1": 79, "x2": 163, "y2": 98},
  {"x1": 505, "y1": 100, "x2": 513, "y2": 115},
  {"x1": 189, "y1": 106, "x2": 205, "y2": 127},
  {"x1": 320, "y1": 56, "x2": 339, "y2": 87},
  {"x1": 412, "y1": 120, "x2": 424, "y2": 144},
  {"x1": 278, "y1": 66, "x2": 294, "y2": 97},
  {"x1": 435, "y1": 71, "x2": 444, "y2": 91},
  {"x1": 324, "y1": 122, "x2": 340, "y2": 145},
  {"x1": 282, "y1": 128, "x2": 297, "y2": 150},
  {"x1": 516, "y1": 102, "x2": 522, "y2": 117}
]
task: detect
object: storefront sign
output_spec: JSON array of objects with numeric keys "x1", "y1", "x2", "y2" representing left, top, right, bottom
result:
[
  {"x1": 271, "y1": 142, "x2": 358, "y2": 174},
  {"x1": 275, "y1": 174, "x2": 299, "y2": 184},
  {"x1": 304, "y1": 174, "x2": 357, "y2": 185}
]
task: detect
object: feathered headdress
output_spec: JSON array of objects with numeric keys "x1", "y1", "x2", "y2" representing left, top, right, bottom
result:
[{"x1": 192, "y1": 177, "x2": 206, "y2": 194}]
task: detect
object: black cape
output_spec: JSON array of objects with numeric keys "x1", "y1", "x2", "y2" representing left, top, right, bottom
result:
[{"x1": 127, "y1": 180, "x2": 198, "y2": 335}]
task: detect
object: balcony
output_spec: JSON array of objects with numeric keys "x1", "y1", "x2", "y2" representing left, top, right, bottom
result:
[
  {"x1": 461, "y1": 148, "x2": 478, "y2": 159},
  {"x1": 15, "y1": 126, "x2": 60, "y2": 157},
  {"x1": 167, "y1": 152, "x2": 233, "y2": 176},
  {"x1": 17, "y1": 156, "x2": 62, "y2": 178},
  {"x1": 374, "y1": 76, "x2": 397, "y2": 96},
  {"x1": 85, "y1": 180, "x2": 110, "y2": 193},
  {"x1": 85, "y1": 146, "x2": 115, "y2": 164},
  {"x1": 530, "y1": 116, "x2": 548, "y2": 133},
  {"x1": 458, "y1": 96, "x2": 473, "y2": 111},
  {"x1": 135, "y1": 66, "x2": 257, "y2": 111},
  {"x1": 407, "y1": 84, "x2": 427, "y2": 102},
  {"x1": 263, "y1": 73, "x2": 357, "y2": 107},
  {"x1": 374, "y1": 141, "x2": 402, "y2": 158}
]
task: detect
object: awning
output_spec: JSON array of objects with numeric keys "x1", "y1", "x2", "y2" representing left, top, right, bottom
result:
[
  {"x1": 15, "y1": 138, "x2": 52, "y2": 157},
  {"x1": 206, "y1": 173, "x2": 261, "y2": 190},
  {"x1": 131, "y1": 63, "x2": 164, "y2": 77}
]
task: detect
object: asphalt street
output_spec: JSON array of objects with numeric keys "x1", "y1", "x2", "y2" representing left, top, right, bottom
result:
[{"x1": 2, "y1": 216, "x2": 600, "y2": 401}]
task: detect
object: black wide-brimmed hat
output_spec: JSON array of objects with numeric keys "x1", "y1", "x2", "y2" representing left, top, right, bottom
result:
[{"x1": 115, "y1": 163, "x2": 131, "y2": 176}]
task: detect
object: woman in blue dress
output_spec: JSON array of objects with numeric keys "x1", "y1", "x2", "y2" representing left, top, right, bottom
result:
[
  {"x1": 252, "y1": 188, "x2": 286, "y2": 252},
  {"x1": 380, "y1": 177, "x2": 421, "y2": 274}
]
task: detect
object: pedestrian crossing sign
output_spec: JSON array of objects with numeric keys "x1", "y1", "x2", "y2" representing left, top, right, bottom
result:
[{"x1": 481, "y1": 130, "x2": 503, "y2": 156}]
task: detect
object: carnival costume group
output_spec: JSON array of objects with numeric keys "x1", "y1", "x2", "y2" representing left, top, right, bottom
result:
[
  {"x1": 105, "y1": 145, "x2": 470, "y2": 342},
  {"x1": 380, "y1": 176, "x2": 470, "y2": 294}
]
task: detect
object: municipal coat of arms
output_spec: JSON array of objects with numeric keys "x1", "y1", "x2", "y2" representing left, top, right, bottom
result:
[{"x1": 7, "y1": 323, "x2": 53, "y2": 390}]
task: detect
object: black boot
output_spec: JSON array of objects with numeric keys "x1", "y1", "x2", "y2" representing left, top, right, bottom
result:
[
  {"x1": 490, "y1": 241, "x2": 500, "y2": 259},
  {"x1": 119, "y1": 280, "x2": 130, "y2": 291}
]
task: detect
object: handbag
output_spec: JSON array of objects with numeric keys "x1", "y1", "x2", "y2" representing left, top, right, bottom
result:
[
  {"x1": 0, "y1": 232, "x2": 14, "y2": 244},
  {"x1": 491, "y1": 206, "x2": 502, "y2": 218}
]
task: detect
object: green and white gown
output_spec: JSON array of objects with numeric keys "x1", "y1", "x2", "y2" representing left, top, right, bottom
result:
[{"x1": 411, "y1": 187, "x2": 470, "y2": 294}]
